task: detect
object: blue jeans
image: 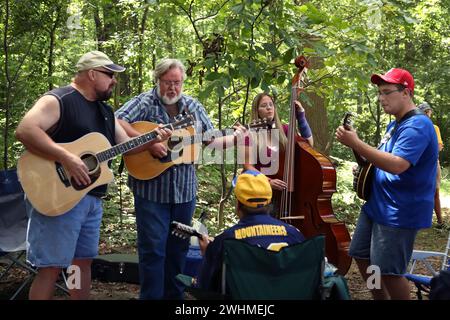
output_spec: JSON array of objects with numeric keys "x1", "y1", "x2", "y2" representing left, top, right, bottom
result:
[
  {"x1": 134, "y1": 195, "x2": 195, "y2": 300},
  {"x1": 26, "y1": 195, "x2": 103, "y2": 268}
]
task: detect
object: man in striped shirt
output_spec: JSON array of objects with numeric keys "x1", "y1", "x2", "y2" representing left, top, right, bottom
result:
[{"x1": 116, "y1": 58, "x2": 242, "y2": 300}]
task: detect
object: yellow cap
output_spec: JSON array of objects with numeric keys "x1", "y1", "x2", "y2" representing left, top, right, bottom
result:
[{"x1": 233, "y1": 170, "x2": 272, "y2": 208}]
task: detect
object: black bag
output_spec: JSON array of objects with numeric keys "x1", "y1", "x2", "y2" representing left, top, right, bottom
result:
[
  {"x1": 91, "y1": 246, "x2": 203, "y2": 285},
  {"x1": 430, "y1": 270, "x2": 450, "y2": 300},
  {"x1": 91, "y1": 254, "x2": 139, "y2": 284}
]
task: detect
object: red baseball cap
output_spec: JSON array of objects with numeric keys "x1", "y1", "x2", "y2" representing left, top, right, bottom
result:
[{"x1": 370, "y1": 68, "x2": 414, "y2": 93}]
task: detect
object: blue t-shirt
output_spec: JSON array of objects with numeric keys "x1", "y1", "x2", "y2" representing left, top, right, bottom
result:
[
  {"x1": 197, "y1": 213, "x2": 305, "y2": 292},
  {"x1": 363, "y1": 114, "x2": 438, "y2": 229}
]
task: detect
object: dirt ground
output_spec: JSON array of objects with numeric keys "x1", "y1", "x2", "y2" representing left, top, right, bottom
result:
[
  {"x1": 0, "y1": 254, "x2": 431, "y2": 300},
  {"x1": 2, "y1": 210, "x2": 448, "y2": 300}
]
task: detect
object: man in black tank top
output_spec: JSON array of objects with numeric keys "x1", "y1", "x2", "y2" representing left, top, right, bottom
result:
[{"x1": 15, "y1": 51, "x2": 170, "y2": 300}]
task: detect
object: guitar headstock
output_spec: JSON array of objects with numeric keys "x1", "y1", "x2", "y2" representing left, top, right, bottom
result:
[
  {"x1": 170, "y1": 221, "x2": 202, "y2": 240},
  {"x1": 343, "y1": 112, "x2": 355, "y2": 131},
  {"x1": 171, "y1": 113, "x2": 195, "y2": 130},
  {"x1": 246, "y1": 118, "x2": 275, "y2": 131}
]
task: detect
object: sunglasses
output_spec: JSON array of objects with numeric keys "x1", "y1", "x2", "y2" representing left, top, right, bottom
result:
[{"x1": 93, "y1": 69, "x2": 115, "y2": 79}]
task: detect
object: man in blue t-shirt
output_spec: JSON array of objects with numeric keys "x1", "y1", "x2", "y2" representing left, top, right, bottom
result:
[
  {"x1": 197, "y1": 170, "x2": 305, "y2": 292},
  {"x1": 336, "y1": 68, "x2": 438, "y2": 300}
]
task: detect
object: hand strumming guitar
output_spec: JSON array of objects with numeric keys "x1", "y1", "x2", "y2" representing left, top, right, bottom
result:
[
  {"x1": 146, "y1": 124, "x2": 172, "y2": 158},
  {"x1": 60, "y1": 151, "x2": 91, "y2": 186}
]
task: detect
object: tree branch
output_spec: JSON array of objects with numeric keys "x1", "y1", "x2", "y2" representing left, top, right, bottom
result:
[
  {"x1": 173, "y1": 0, "x2": 205, "y2": 48},
  {"x1": 193, "y1": 0, "x2": 231, "y2": 23}
]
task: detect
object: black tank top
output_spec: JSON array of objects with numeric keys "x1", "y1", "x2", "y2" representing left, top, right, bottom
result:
[{"x1": 46, "y1": 85, "x2": 116, "y2": 197}]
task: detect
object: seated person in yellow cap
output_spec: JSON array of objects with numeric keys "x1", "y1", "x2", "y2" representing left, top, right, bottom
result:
[{"x1": 197, "y1": 170, "x2": 305, "y2": 292}]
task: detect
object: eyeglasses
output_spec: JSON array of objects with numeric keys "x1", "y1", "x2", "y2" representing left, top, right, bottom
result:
[
  {"x1": 93, "y1": 69, "x2": 115, "y2": 79},
  {"x1": 378, "y1": 89, "x2": 403, "y2": 97},
  {"x1": 159, "y1": 80, "x2": 183, "y2": 88},
  {"x1": 258, "y1": 102, "x2": 274, "y2": 109}
]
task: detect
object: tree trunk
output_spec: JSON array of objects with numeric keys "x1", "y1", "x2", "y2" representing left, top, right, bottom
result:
[
  {"x1": 138, "y1": 5, "x2": 149, "y2": 94},
  {"x1": 304, "y1": 56, "x2": 330, "y2": 154},
  {"x1": 2, "y1": 0, "x2": 11, "y2": 170},
  {"x1": 48, "y1": 8, "x2": 61, "y2": 91},
  {"x1": 93, "y1": 7, "x2": 105, "y2": 50}
]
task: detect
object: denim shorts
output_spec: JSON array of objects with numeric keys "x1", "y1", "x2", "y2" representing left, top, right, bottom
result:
[
  {"x1": 26, "y1": 195, "x2": 103, "y2": 268},
  {"x1": 349, "y1": 210, "x2": 417, "y2": 275}
]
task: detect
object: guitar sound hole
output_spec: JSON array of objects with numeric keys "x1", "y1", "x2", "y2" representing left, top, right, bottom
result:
[
  {"x1": 167, "y1": 137, "x2": 183, "y2": 153},
  {"x1": 159, "y1": 137, "x2": 183, "y2": 163},
  {"x1": 81, "y1": 154, "x2": 99, "y2": 172},
  {"x1": 71, "y1": 154, "x2": 101, "y2": 191}
]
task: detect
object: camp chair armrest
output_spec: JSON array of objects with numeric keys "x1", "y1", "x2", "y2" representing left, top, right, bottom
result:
[
  {"x1": 409, "y1": 250, "x2": 446, "y2": 276},
  {"x1": 411, "y1": 250, "x2": 446, "y2": 260}
]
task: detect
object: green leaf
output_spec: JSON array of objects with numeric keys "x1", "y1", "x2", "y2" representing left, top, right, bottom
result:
[
  {"x1": 282, "y1": 48, "x2": 295, "y2": 64},
  {"x1": 250, "y1": 75, "x2": 260, "y2": 89},
  {"x1": 205, "y1": 72, "x2": 222, "y2": 81},
  {"x1": 203, "y1": 57, "x2": 216, "y2": 69},
  {"x1": 231, "y1": 3, "x2": 244, "y2": 14},
  {"x1": 303, "y1": 47, "x2": 316, "y2": 54},
  {"x1": 298, "y1": 5, "x2": 308, "y2": 13},
  {"x1": 221, "y1": 75, "x2": 231, "y2": 89},
  {"x1": 262, "y1": 43, "x2": 278, "y2": 56},
  {"x1": 303, "y1": 3, "x2": 327, "y2": 24},
  {"x1": 216, "y1": 85, "x2": 224, "y2": 97},
  {"x1": 199, "y1": 84, "x2": 215, "y2": 101}
]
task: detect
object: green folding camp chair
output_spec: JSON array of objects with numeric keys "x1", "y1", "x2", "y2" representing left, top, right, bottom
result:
[{"x1": 221, "y1": 235, "x2": 325, "y2": 300}]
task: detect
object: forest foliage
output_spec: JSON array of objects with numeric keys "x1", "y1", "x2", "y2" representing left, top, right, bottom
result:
[{"x1": 1, "y1": 0, "x2": 449, "y2": 233}]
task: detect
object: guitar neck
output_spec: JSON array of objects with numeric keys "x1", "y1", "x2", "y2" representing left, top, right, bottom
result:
[
  {"x1": 352, "y1": 150, "x2": 367, "y2": 166},
  {"x1": 191, "y1": 230, "x2": 203, "y2": 239},
  {"x1": 96, "y1": 123, "x2": 175, "y2": 163},
  {"x1": 188, "y1": 128, "x2": 236, "y2": 144},
  {"x1": 171, "y1": 221, "x2": 203, "y2": 239},
  {"x1": 187, "y1": 123, "x2": 269, "y2": 144},
  {"x1": 342, "y1": 113, "x2": 368, "y2": 167}
]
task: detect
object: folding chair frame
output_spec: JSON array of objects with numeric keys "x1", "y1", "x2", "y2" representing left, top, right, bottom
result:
[
  {"x1": 0, "y1": 251, "x2": 69, "y2": 300},
  {"x1": 405, "y1": 230, "x2": 450, "y2": 300}
]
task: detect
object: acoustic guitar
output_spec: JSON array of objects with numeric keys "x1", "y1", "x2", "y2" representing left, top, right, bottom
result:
[
  {"x1": 17, "y1": 114, "x2": 194, "y2": 217},
  {"x1": 342, "y1": 112, "x2": 374, "y2": 201},
  {"x1": 343, "y1": 108, "x2": 425, "y2": 201},
  {"x1": 124, "y1": 119, "x2": 274, "y2": 180}
]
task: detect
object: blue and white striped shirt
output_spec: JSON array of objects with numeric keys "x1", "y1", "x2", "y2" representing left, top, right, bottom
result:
[{"x1": 115, "y1": 88, "x2": 214, "y2": 203}]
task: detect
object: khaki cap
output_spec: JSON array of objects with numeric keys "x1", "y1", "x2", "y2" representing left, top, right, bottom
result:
[{"x1": 76, "y1": 50, "x2": 125, "y2": 72}]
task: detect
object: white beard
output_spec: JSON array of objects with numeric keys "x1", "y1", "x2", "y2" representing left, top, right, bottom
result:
[{"x1": 157, "y1": 84, "x2": 182, "y2": 105}]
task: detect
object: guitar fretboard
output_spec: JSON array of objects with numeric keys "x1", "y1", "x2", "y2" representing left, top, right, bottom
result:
[
  {"x1": 96, "y1": 123, "x2": 174, "y2": 163},
  {"x1": 182, "y1": 123, "x2": 270, "y2": 144},
  {"x1": 186, "y1": 128, "x2": 236, "y2": 144}
]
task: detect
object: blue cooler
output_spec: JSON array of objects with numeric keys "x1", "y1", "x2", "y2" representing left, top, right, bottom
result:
[{"x1": 184, "y1": 245, "x2": 203, "y2": 278}]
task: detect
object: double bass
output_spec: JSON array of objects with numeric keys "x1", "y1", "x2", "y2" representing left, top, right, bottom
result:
[{"x1": 271, "y1": 56, "x2": 352, "y2": 275}]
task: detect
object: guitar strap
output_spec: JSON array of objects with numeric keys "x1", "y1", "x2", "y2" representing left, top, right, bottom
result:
[
  {"x1": 378, "y1": 108, "x2": 425, "y2": 149},
  {"x1": 97, "y1": 101, "x2": 116, "y2": 144}
]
